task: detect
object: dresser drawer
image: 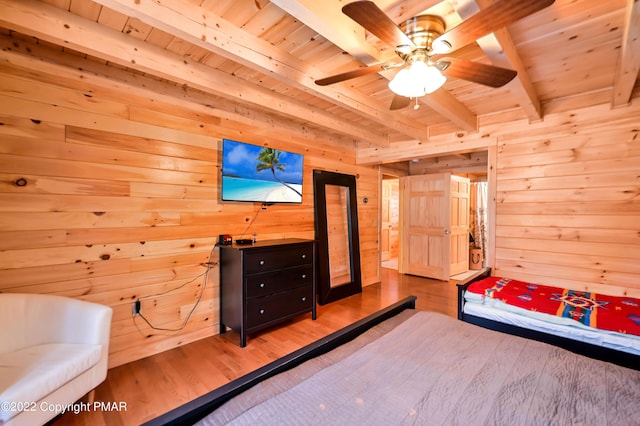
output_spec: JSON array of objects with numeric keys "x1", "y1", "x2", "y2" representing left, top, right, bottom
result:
[
  {"x1": 245, "y1": 286, "x2": 313, "y2": 328},
  {"x1": 245, "y1": 266, "x2": 313, "y2": 299},
  {"x1": 220, "y1": 239, "x2": 316, "y2": 347},
  {"x1": 244, "y1": 243, "x2": 313, "y2": 274}
]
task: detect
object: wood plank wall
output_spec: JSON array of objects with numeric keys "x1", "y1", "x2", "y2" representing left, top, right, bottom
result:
[
  {"x1": 493, "y1": 103, "x2": 640, "y2": 297},
  {"x1": 0, "y1": 38, "x2": 379, "y2": 367}
]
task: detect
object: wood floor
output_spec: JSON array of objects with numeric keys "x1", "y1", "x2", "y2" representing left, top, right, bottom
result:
[{"x1": 53, "y1": 267, "x2": 461, "y2": 425}]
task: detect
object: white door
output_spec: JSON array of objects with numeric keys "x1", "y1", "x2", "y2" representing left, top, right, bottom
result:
[{"x1": 399, "y1": 173, "x2": 451, "y2": 280}]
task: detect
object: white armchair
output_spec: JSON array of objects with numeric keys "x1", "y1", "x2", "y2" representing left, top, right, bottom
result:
[{"x1": 0, "y1": 293, "x2": 112, "y2": 426}]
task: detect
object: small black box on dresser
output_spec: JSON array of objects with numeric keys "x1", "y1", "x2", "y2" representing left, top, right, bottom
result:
[{"x1": 219, "y1": 238, "x2": 316, "y2": 347}]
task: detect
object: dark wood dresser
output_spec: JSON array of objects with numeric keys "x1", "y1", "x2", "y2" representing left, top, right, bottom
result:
[{"x1": 219, "y1": 238, "x2": 316, "y2": 347}]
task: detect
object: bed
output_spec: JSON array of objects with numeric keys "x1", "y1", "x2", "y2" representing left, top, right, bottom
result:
[
  {"x1": 146, "y1": 295, "x2": 640, "y2": 426},
  {"x1": 457, "y1": 268, "x2": 640, "y2": 370}
]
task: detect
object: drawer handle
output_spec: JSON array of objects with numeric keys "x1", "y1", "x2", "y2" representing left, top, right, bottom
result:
[
  {"x1": 259, "y1": 260, "x2": 265, "y2": 266},
  {"x1": 301, "y1": 274, "x2": 307, "y2": 279},
  {"x1": 301, "y1": 254, "x2": 307, "y2": 259},
  {"x1": 301, "y1": 297, "x2": 306, "y2": 302},
  {"x1": 259, "y1": 283, "x2": 265, "y2": 288},
  {"x1": 259, "y1": 309, "x2": 265, "y2": 315}
]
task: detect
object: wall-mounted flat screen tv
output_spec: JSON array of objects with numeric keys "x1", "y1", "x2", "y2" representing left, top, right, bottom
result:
[{"x1": 221, "y1": 139, "x2": 304, "y2": 203}]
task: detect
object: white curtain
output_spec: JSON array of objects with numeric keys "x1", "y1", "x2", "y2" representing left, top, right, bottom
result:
[{"x1": 471, "y1": 182, "x2": 488, "y2": 266}]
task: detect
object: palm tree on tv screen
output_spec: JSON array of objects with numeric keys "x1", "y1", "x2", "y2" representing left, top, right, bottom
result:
[{"x1": 256, "y1": 148, "x2": 302, "y2": 197}]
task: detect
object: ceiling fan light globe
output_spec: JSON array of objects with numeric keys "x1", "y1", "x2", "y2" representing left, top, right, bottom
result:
[
  {"x1": 396, "y1": 44, "x2": 413, "y2": 55},
  {"x1": 388, "y1": 62, "x2": 447, "y2": 98},
  {"x1": 388, "y1": 68, "x2": 426, "y2": 98},
  {"x1": 409, "y1": 60, "x2": 429, "y2": 74},
  {"x1": 415, "y1": 62, "x2": 447, "y2": 94},
  {"x1": 431, "y1": 39, "x2": 452, "y2": 54}
]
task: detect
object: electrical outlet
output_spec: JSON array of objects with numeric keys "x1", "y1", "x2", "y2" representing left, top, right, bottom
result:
[{"x1": 132, "y1": 300, "x2": 141, "y2": 316}]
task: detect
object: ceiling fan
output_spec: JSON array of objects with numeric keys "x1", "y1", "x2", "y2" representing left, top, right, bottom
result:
[{"x1": 315, "y1": 0, "x2": 555, "y2": 110}]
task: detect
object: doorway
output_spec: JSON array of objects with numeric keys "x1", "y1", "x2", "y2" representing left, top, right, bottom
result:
[{"x1": 379, "y1": 149, "x2": 492, "y2": 279}]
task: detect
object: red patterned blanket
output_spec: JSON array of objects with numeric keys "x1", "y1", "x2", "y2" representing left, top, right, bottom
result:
[{"x1": 467, "y1": 277, "x2": 640, "y2": 337}]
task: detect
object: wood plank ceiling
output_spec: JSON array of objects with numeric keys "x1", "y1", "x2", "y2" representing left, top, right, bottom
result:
[{"x1": 0, "y1": 0, "x2": 638, "y2": 164}]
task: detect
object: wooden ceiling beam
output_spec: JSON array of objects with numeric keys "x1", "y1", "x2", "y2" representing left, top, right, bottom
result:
[
  {"x1": 0, "y1": 0, "x2": 391, "y2": 145},
  {"x1": 612, "y1": 0, "x2": 640, "y2": 108},
  {"x1": 480, "y1": 29, "x2": 542, "y2": 121},
  {"x1": 269, "y1": 0, "x2": 387, "y2": 64},
  {"x1": 88, "y1": 0, "x2": 432, "y2": 143},
  {"x1": 457, "y1": 0, "x2": 543, "y2": 122},
  {"x1": 356, "y1": 131, "x2": 496, "y2": 166},
  {"x1": 421, "y1": 90, "x2": 478, "y2": 132}
]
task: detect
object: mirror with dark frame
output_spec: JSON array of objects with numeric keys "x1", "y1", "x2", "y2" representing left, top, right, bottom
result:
[{"x1": 313, "y1": 170, "x2": 362, "y2": 305}]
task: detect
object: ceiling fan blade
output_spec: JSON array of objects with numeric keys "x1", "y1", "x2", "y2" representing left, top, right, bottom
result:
[
  {"x1": 389, "y1": 95, "x2": 411, "y2": 110},
  {"x1": 437, "y1": 58, "x2": 517, "y2": 87},
  {"x1": 342, "y1": 1, "x2": 415, "y2": 50},
  {"x1": 315, "y1": 62, "x2": 402, "y2": 86},
  {"x1": 434, "y1": 0, "x2": 555, "y2": 53}
]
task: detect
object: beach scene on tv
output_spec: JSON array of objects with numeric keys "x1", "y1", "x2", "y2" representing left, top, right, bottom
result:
[{"x1": 222, "y1": 139, "x2": 304, "y2": 203}]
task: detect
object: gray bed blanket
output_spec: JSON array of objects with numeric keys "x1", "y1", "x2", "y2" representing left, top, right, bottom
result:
[{"x1": 200, "y1": 311, "x2": 640, "y2": 425}]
